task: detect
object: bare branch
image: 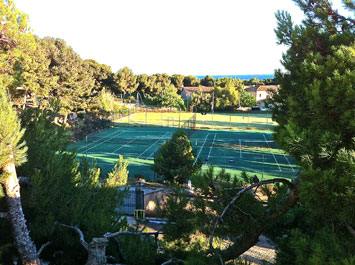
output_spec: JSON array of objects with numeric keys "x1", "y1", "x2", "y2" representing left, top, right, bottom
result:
[
  {"x1": 344, "y1": 222, "x2": 355, "y2": 238},
  {"x1": 18, "y1": 176, "x2": 31, "y2": 186},
  {"x1": 209, "y1": 178, "x2": 294, "y2": 252},
  {"x1": 104, "y1": 231, "x2": 161, "y2": 238},
  {"x1": 161, "y1": 258, "x2": 185, "y2": 265},
  {"x1": 0, "y1": 211, "x2": 9, "y2": 219},
  {"x1": 55, "y1": 222, "x2": 89, "y2": 251},
  {"x1": 37, "y1": 241, "x2": 51, "y2": 256},
  {"x1": 235, "y1": 206, "x2": 256, "y2": 221}
]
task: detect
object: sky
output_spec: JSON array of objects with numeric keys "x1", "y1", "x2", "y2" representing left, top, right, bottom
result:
[{"x1": 12, "y1": 0, "x2": 348, "y2": 75}]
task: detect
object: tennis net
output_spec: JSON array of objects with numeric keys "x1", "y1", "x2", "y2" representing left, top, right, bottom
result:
[
  {"x1": 85, "y1": 136, "x2": 170, "y2": 145},
  {"x1": 180, "y1": 113, "x2": 196, "y2": 138}
]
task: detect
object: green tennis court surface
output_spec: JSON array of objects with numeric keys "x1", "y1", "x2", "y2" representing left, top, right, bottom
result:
[{"x1": 69, "y1": 126, "x2": 298, "y2": 181}]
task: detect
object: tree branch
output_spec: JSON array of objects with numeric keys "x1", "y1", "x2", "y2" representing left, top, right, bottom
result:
[
  {"x1": 161, "y1": 258, "x2": 185, "y2": 265},
  {"x1": 209, "y1": 178, "x2": 294, "y2": 250},
  {"x1": 344, "y1": 222, "x2": 355, "y2": 238},
  {"x1": 37, "y1": 241, "x2": 52, "y2": 256},
  {"x1": 55, "y1": 222, "x2": 89, "y2": 251},
  {"x1": 0, "y1": 211, "x2": 9, "y2": 219},
  {"x1": 18, "y1": 176, "x2": 31, "y2": 186},
  {"x1": 104, "y1": 231, "x2": 161, "y2": 238},
  {"x1": 209, "y1": 177, "x2": 298, "y2": 263}
]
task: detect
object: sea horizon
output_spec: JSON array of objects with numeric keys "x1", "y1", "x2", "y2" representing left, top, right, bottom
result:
[{"x1": 195, "y1": 74, "x2": 274, "y2": 80}]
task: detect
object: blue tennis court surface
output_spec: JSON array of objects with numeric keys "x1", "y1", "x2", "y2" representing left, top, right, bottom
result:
[{"x1": 69, "y1": 126, "x2": 298, "y2": 181}]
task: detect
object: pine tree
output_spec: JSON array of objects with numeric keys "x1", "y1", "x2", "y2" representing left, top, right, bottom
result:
[
  {"x1": 17, "y1": 108, "x2": 127, "y2": 264},
  {"x1": 271, "y1": 1, "x2": 355, "y2": 263},
  {"x1": 0, "y1": 90, "x2": 40, "y2": 264},
  {"x1": 113, "y1": 66, "x2": 138, "y2": 97},
  {"x1": 153, "y1": 129, "x2": 201, "y2": 184}
]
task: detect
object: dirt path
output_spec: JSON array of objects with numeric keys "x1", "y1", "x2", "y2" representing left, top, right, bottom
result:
[{"x1": 241, "y1": 235, "x2": 276, "y2": 264}]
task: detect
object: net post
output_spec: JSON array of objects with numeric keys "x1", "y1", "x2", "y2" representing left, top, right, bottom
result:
[
  {"x1": 161, "y1": 112, "x2": 163, "y2": 127},
  {"x1": 128, "y1": 109, "x2": 131, "y2": 124},
  {"x1": 145, "y1": 108, "x2": 147, "y2": 127}
]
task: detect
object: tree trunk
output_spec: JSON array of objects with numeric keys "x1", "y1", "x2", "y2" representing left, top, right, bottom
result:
[
  {"x1": 85, "y1": 238, "x2": 108, "y2": 265},
  {"x1": 3, "y1": 156, "x2": 40, "y2": 265}
]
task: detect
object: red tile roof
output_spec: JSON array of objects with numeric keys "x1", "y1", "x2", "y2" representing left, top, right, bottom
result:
[
  {"x1": 183, "y1": 85, "x2": 214, "y2": 94},
  {"x1": 256, "y1": 85, "x2": 279, "y2": 92}
]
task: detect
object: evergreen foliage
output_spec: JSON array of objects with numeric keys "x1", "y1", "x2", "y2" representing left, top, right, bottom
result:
[
  {"x1": 137, "y1": 73, "x2": 157, "y2": 97},
  {"x1": 39, "y1": 37, "x2": 95, "y2": 116},
  {"x1": 200, "y1": 75, "x2": 216, "y2": 87},
  {"x1": 14, "y1": 108, "x2": 127, "y2": 264},
  {"x1": 155, "y1": 84, "x2": 185, "y2": 109},
  {"x1": 0, "y1": 89, "x2": 27, "y2": 173},
  {"x1": 105, "y1": 155, "x2": 129, "y2": 187},
  {"x1": 113, "y1": 66, "x2": 138, "y2": 96},
  {"x1": 0, "y1": 0, "x2": 34, "y2": 91},
  {"x1": 160, "y1": 167, "x2": 294, "y2": 264},
  {"x1": 171, "y1": 74, "x2": 185, "y2": 92},
  {"x1": 152, "y1": 129, "x2": 201, "y2": 184},
  {"x1": 239, "y1": 91, "x2": 256, "y2": 107},
  {"x1": 191, "y1": 88, "x2": 212, "y2": 112},
  {"x1": 270, "y1": 0, "x2": 355, "y2": 263},
  {"x1": 183, "y1": 75, "x2": 200, "y2": 87},
  {"x1": 214, "y1": 78, "x2": 242, "y2": 110}
]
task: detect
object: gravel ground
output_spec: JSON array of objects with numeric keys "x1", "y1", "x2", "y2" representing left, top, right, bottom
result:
[{"x1": 241, "y1": 235, "x2": 276, "y2": 264}]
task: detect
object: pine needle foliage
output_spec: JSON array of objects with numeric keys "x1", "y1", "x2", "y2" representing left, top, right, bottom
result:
[
  {"x1": 152, "y1": 129, "x2": 201, "y2": 184},
  {"x1": 270, "y1": 1, "x2": 355, "y2": 263},
  {"x1": 0, "y1": 89, "x2": 27, "y2": 177}
]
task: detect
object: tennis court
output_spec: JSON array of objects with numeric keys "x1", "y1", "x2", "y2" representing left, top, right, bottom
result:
[
  {"x1": 190, "y1": 130, "x2": 297, "y2": 179},
  {"x1": 69, "y1": 118, "x2": 297, "y2": 180},
  {"x1": 113, "y1": 111, "x2": 276, "y2": 130}
]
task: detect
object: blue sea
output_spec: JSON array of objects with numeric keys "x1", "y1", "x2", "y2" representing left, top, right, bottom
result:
[{"x1": 195, "y1": 74, "x2": 274, "y2": 80}]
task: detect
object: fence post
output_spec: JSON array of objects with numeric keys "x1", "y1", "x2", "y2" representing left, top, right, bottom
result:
[
  {"x1": 179, "y1": 109, "x2": 181, "y2": 128},
  {"x1": 135, "y1": 188, "x2": 144, "y2": 210},
  {"x1": 145, "y1": 108, "x2": 147, "y2": 127}
]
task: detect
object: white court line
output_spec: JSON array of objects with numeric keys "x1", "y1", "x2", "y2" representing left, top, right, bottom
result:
[
  {"x1": 78, "y1": 129, "x2": 125, "y2": 151},
  {"x1": 146, "y1": 138, "x2": 169, "y2": 160},
  {"x1": 239, "y1": 139, "x2": 242, "y2": 158},
  {"x1": 123, "y1": 130, "x2": 173, "y2": 133},
  {"x1": 283, "y1": 154, "x2": 295, "y2": 172},
  {"x1": 111, "y1": 136, "x2": 138, "y2": 154},
  {"x1": 194, "y1": 133, "x2": 210, "y2": 163},
  {"x1": 137, "y1": 132, "x2": 170, "y2": 159},
  {"x1": 84, "y1": 130, "x2": 127, "y2": 153},
  {"x1": 263, "y1": 134, "x2": 281, "y2": 171},
  {"x1": 207, "y1": 133, "x2": 217, "y2": 160}
]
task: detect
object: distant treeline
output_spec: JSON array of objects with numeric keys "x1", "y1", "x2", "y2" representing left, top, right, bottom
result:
[{"x1": 2, "y1": 25, "x2": 277, "y2": 117}]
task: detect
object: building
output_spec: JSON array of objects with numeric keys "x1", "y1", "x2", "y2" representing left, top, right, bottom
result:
[
  {"x1": 244, "y1": 85, "x2": 279, "y2": 104},
  {"x1": 180, "y1": 85, "x2": 214, "y2": 101}
]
